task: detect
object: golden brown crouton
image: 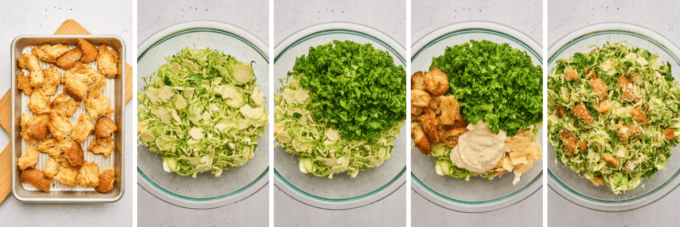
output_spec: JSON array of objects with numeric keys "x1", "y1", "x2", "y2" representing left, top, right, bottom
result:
[
  {"x1": 417, "y1": 109, "x2": 442, "y2": 144},
  {"x1": 77, "y1": 38, "x2": 98, "y2": 63},
  {"x1": 411, "y1": 90, "x2": 432, "y2": 107},
  {"x1": 411, "y1": 71, "x2": 427, "y2": 91},
  {"x1": 77, "y1": 161, "x2": 100, "y2": 187},
  {"x1": 37, "y1": 137, "x2": 71, "y2": 158},
  {"x1": 87, "y1": 73, "x2": 106, "y2": 99},
  {"x1": 571, "y1": 102, "x2": 594, "y2": 125},
  {"x1": 97, "y1": 45, "x2": 119, "y2": 78},
  {"x1": 20, "y1": 168, "x2": 52, "y2": 192},
  {"x1": 564, "y1": 67, "x2": 579, "y2": 82},
  {"x1": 84, "y1": 94, "x2": 115, "y2": 119},
  {"x1": 17, "y1": 53, "x2": 45, "y2": 87},
  {"x1": 27, "y1": 90, "x2": 51, "y2": 115},
  {"x1": 65, "y1": 141, "x2": 84, "y2": 167},
  {"x1": 20, "y1": 113, "x2": 50, "y2": 141},
  {"x1": 590, "y1": 176, "x2": 604, "y2": 186},
  {"x1": 56, "y1": 47, "x2": 83, "y2": 70},
  {"x1": 43, "y1": 157, "x2": 60, "y2": 179},
  {"x1": 579, "y1": 141, "x2": 586, "y2": 153},
  {"x1": 96, "y1": 169, "x2": 116, "y2": 193},
  {"x1": 72, "y1": 114, "x2": 94, "y2": 143},
  {"x1": 51, "y1": 93, "x2": 80, "y2": 117},
  {"x1": 602, "y1": 155, "x2": 619, "y2": 167},
  {"x1": 630, "y1": 108, "x2": 648, "y2": 125},
  {"x1": 411, "y1": 123, "x2": 431, "y2": 155},
  {"x1": 411, "y1": 106, "x2": 423, "y2": 116},
  {"x1": 557, "y1": 106, "x2": 564, "y2": 118},
  {"x1": 589, "y1": 78, "x2": 608, "y2": 100},
  {"x1": 62, "y1": 63, "x2": 96, "y2": 102},
  {"x1": 31, "y1": 44, "x2": 69, "y2": 63},
  {"x1": 88, "y1": 136, "x2": 115, "y2": 158},
  {"x1": 47, "y1": 112, "x2": 73, "y2": 142},
  {"x1": 441, "y1": 127, "x2": 467, "y2": 148},
  {"x1": 17, "y1": 71, "x2": 33, "y2": 96},
  {"x1": 17, "y1": 145, "x2": 39, "y2": 171},
  {"x1": 619, "y1": 76, "x2": 638, "y2": 103},
  {"x1": 560, "y1": 130, "x2": 579, "y2": 155},
  {"x1": 95, "y1": 116, "x2": 118, "y2": 138},
  {"x1": 429, "y1": 96, "x2": 442, "y2": 115},
  {"x1": 40, "y1": 66, "x2": 62, "y2": 96},
  {"x1": 665, "y1": 129, "x2": 675, "y2": 140},
  {"x1": 424, "y1": 67, "x2": 449, "y2": 96},
  {"x1": 594, "y1": 101, "x2": 610, "y2": 114},
  {"x1": 438, "y1": 95, "x2": 461, "y2": 125},
  {"x1": 54, "y1": 158, "x2": 79, "y2": 188}
]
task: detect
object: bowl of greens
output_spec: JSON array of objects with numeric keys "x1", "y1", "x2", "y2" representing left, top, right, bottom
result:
[
  {"x1": 137, "y1": 20, "x2": 269, "y2": 209},
  {"x1": 274, "y1": 22, "x2": 406, "y2": 210},
  {"x1": 411, "y1": 21, "x2": 544, "y2": 212},
  {"x1": 548, "y1": 23, "x2": 680, "y2": 212}
]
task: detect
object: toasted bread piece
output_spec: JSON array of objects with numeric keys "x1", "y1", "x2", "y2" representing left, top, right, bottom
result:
[
  {"x1": 31, "y1": 44, "x2": 69, "y2": 63},
  {"x1": 17, "y1": 144, "x2": 39, "y2": 171},
  {"x1": 411, "y1": 71, "x2": 427, "y2": 91},
  {"x1": 20, "y1": 113, "x2": 50, "y2": 141},
  {"x1": 51, "y1": 93, "x2": 80, "y2": 117},
  {"x1": 43, "y1": 157, "x2": 60, "y2": 179},
  {"x1": 594, "y1": 101, "x2": 610, "y2": 114},
  {"x1": 47, "y1": 112, "x2": 73, "y2": 142},
  {"x1": 87, "y1": 73, "x2": 106, "y2": 99},
  {"x1": 17, "y1": 71, "x2": 33, "y2": 96},
  {"x1": 665, "y1": 129, "x2": 675, "y2": 140},
  {"x1": 65, "y1": 141, "x2": 84, "y2": 167},
  {"x1": 589, "y1": 78, "x2": 608, "y2": 100},
  {"x1": 96, "y1": 169, "x2": 115, "y2": 193},
  {"x1": 84, "y1": 94, "x2": 114, "y2": 119},
  {"x1": 424, "y1": 67, "x2": 449, "y2": 96},
  {"x1": 559, "y1": 130, "x2": 579, "y2": 155},
  {"x1": 95, "y1": 116, "x2": 117, "y2": 138},
  {"x1": 37, "y1": 137, "x2": 71, "y2": 158},
  {"x1": 62, "y1": 63, "x2": 96, "y2": 102},
  {"x1": 571, "y1": 102, "x2": 593, "y2": 125},
  {"x1": 72, "y1": 114, "x2": 94, "y2": 143},
  {"x1": 77, "y1": 161, "x2": 100, "y2": 187},
  {"x1": 20, "y1": 168, "x2": 52, "y2": 192},
  {"x1": 618, "y1": 76, "x2": 638, "y2": 103},
  {"x1": 40, "y1": 66, "x2": 62, "y2": 96},
  {"x1": 17, "y1": 53, "x2": 44, "y2": 87},
  {"x1": 441, "y1": 127, "x2": 467, "y2": 148},
  {"x1": 54, "y1": 157, "x2": 78, "y2": 188},
  {"x1": 417, "y1": 108, "x2": 442, "y2": 144},
  {"x1": 411, "y1": 90, "x2": 431, "y2": 107},
  {"x1": 77, "y1": 38, "x2": 98, "y2": 63},
  {"x1": 438, "y1": 95, "x2": 460, "y2": 125},
  {"x1": 630, "y1": 108, "x2": 648, "y2": 125},
  {"x1": 564, "y1": 67, "x2": 579, "y2": 82},
  {"x1": 411, "y1": 123, "x2": 431, "y2": 155},
  {"x1": 602, "y1": 155, "x2": 619, "y2": 167},
  {"x1": 56, "y1": 47, "x2": 83, "y2": 70},
  {"x1": 27, "y1": 90, "x2": 51, "y2": 115},
  {"x1": 97, "y1": 45, "x2": 119, "y2": 78},
  {"x1": 88, "y1": 136, "x2": 115, "y2": 158}
]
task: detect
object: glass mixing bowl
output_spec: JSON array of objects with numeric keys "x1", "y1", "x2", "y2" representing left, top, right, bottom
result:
[
  {"x1": 274, "y1": 22, "x2": 406, "y2": 210},
  {"x1": 411, "y1": 21, "x2": 544, "y2": 213},
  {"x1": 548, "y1": 22, "x2": 680, "y2": 212},
  {"x1": 137, "y1": 20, "x2": 269, "y2": 209}
]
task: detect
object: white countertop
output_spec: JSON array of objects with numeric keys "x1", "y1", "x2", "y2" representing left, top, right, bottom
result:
[
  {"x1": 548, "y1": 1, "x2": 680, "y2": 226},
  {"x1": 274, "y1": 1, "x2": 406, "y2": 226},
  {"x1": 136, "y1": 1, "x2": 269, "y2": 226},
  {"x1": 411, "y1": 1, "x2": 543, "y2": 226},
  {"x1": 0, "y1": 0, "x2": 133, "y2": 226}
]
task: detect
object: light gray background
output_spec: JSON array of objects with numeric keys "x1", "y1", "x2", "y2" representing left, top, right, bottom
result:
[
  {"x1": 136, "y1": 1, "x2": 269, "y2": 227},
  {"x1": 0, "y1": 0, "x2": 133, "y2": 226},
  {"x1": 274, "y1": 0, "x2": 406, "y2": 226},
  {"x1": 548, "y1": 1, "x2": 680, "y2": 227},
  {"x1": 411, "y1": 0, "x2": 543, "y2": 227}
]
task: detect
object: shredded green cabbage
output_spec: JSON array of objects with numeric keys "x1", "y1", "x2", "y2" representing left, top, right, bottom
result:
[
  {"x1": 138, "y1": 47, "x2": 267, "y2": 178},
  {"x1": 548, "y1": 42, "x2": 679, "y2": 194}
]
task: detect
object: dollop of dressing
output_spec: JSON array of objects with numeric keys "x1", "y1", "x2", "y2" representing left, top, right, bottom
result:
[{"x1": 450, "y1": 121, "x2": 506, "y2": 173}]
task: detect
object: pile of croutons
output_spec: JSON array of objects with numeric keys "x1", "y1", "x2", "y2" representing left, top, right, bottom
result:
[
  {"x1": 410, "y1": 67, "x2": 469, "y2": 155},
  {"x1": 16, "y1": 38, "x2": 119, "y2": 193}
]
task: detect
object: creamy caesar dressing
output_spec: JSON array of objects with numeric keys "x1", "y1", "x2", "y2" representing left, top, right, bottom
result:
[{"x1": 450, "y1": 121, "x2": 507, "y2": 173}]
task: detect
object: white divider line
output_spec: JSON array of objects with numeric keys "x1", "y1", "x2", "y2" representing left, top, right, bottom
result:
[
  {"x1": 268, "y1": 0, "x2": 275, "y2": 226},
  {"x1": 406, "y1": 0, "x2": 412, "y2": 226},
  {"x1": 542, "y1": 0, "x2": 548, "y2": 227}
]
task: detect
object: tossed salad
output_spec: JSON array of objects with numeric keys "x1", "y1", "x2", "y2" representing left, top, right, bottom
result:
[
  {"x1": 138, "y1": 47, "x2": 267, "y2": 178},
  {"x1": 275, "y1": 40, "x2": 406, "y2": 178},
  {"x1": 548, "y1": 42, "x2": 679, "y2": 194}
]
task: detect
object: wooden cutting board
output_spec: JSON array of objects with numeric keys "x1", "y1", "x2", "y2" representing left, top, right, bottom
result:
[{"x1": 0, "y1": 19, "x2": 134, "y2": 204}]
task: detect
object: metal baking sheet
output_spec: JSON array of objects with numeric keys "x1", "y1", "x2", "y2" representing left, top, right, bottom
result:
[{"x1": 10, "y1": 35, "x2": 125, "y2": 203}]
